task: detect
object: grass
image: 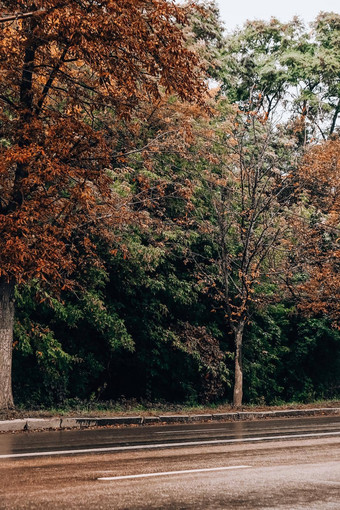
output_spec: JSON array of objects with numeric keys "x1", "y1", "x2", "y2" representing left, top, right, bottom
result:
[{"x1": 1, "y1": 397, "x2": 339, "y2": 421}]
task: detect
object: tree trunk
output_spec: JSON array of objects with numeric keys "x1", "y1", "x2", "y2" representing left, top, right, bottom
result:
[
  {"x1": 233, "y1": 321, "x2": 245, "y2": 408},
  {"x1": 0, "y1": 279, "x2": 15, "y2": 410}
]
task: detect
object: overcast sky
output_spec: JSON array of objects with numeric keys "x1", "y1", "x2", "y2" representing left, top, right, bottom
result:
[{"x1": 215, "y1": 0, "x2": 340, "y2": 32}]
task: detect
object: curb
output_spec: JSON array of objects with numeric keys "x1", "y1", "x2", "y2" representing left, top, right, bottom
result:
[{"x1": 0, "y1": 407, "x2": 339, "y2": 433}]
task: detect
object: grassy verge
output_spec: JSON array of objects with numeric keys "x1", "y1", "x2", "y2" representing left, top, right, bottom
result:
[{"x1": 1, "y1": 398, "x2": 339, "y2": 421}]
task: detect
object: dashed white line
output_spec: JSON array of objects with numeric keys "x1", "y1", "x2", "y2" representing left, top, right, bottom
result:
[
  {"x1": 97, "y1": 465, "x2": 251, "y2": 481},
  {"x1": 0, "y1": 431, "x2": 339, "y2": 459}
]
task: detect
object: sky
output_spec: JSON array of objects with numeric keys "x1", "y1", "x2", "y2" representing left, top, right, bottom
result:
[{"x1": 215, "y1": 0, "x2": 340, "y2": 32}]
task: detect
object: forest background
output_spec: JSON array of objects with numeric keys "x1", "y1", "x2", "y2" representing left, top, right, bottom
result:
[{"x1": 0, "y1": 0, "x2": 339, "y2": 411}]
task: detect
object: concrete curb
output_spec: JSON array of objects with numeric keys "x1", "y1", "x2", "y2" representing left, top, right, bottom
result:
[
  {"x1": 26, "y1": 418, "x2": 62, "y2": 431},
  {"x1": 0, "y1": 407, "x2": 339, "y2": 433}
]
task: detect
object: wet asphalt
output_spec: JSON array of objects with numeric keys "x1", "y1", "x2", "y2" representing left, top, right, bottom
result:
[{"x1": 0, "y1": 416, "x2": 339, "y2": 509}]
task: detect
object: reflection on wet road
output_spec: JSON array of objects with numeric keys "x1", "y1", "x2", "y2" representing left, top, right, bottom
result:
[
  {"x1": 1, "y1": 416, "x2": 340, "y2": 509},
  {"x1": 0, "y1": 415, "x2": 340, "y2": 457}
]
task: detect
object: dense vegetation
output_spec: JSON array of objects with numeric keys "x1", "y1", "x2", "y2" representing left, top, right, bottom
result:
[{"x1": 1, "y1": 1, "x2": 339, "y2": 410}]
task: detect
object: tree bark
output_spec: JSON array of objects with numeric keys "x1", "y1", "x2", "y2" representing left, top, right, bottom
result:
[
  {"x1": 0, "y1": 279, "x2": 15, "y2": 410},
  {"x1": 233, "y1": 321, "x2": 245, "y2": 408}
]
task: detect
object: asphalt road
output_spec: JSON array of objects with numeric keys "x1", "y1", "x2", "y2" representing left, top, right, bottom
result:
[{"x1": 1, "y1": 416, "x2": 339, "y2": 509}]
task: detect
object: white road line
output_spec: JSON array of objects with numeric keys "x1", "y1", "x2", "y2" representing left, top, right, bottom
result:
[
  {"x1": 0, "y1": 431, "x2": 339, "y2": 459},
  {"x1": 156, "y1": 429, "x2": 223, "y2": 434},
  {"x1": 97, "y1": 465, "x2": 251, "y2": 481}
]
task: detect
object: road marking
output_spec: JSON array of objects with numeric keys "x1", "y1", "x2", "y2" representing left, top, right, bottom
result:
[
  {"x1": 156, "y1": 429, "x2": 223, "y2": 434},
  {"x1": 0, "y1": 431, "x2": 339, "y2": 459},
  {"x1": 97, "y1": 465, "x2": 251, "y2": 481},
  {"x1": 319, "y1": 481, "x2": 340, "y2": 485}
]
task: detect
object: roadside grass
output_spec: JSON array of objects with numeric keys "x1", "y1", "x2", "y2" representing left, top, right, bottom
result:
[{"x1": 1, "y1": 397, "x2": 339, "y2": 421}]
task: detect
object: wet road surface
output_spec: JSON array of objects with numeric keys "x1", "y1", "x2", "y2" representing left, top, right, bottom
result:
[{"x1": 0, "y1": 416, "x2": 339, "y2": 509}]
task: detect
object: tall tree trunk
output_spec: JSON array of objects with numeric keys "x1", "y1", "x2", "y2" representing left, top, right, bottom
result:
[
  {"x1": 233, "y1": 320, "x2": 245, "y2": 408},
  {"x1": 0, "y1": 279, "x2": 15, "y2": 410}
]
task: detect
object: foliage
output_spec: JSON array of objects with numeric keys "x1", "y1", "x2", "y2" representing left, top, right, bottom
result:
[
  {"x1": 292, "y1": 138, "x2": 340, "y2": 326},
  {"x1": 221, "y1": 13, "x2": 340, "y2": 139},
  {"x1": 0, "y1": 0, "x2": 206, "y2": 409},
  {"x1": 12, "y1": 267, "x2": 134, "y2": 405},
  {"x1": 180, "y1": 102, "x2": 297, "y2": 405},
  {"x1": 243, "y1": 305, "x2": 340, "y2": 403},
  {"x1": 1, "y1": 4, "x2": 339, "y2": 408},
  {"x1": 0, "y1": 0, "x2": 205, "y2": 287}
]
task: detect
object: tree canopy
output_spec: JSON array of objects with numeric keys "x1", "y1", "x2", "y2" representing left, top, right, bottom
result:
[
  {"x1": 0, "y1": 2, "x2": 339, "y2": 411},
  {"x1": 0, "y1": 0, "x2": 206, "y2": 409}
]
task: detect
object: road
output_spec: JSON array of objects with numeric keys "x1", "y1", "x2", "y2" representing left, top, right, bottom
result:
[{"x1": 0, "y1": 416, "x2": 339, "y2": 509}]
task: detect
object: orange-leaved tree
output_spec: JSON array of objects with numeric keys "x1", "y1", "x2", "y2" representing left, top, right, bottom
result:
[
  {"x1": 294, "y1": 138, "x2": 340, "y2": 327},
  {"x1": 0, "y1": 0, "x2": 205, "y2": 409}
]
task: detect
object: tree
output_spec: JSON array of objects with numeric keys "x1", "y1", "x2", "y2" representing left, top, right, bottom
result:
[
  {"x1": 132, "y1": 90, "x2": 299, "y2": 407},
  {"x1": 199, "y1": 12, "x2": 340, "y2": 405},
  {"x1": 0, "y1": 0, "x2": 205, "y2": 409},
  {"x1": 189, "y1": 106, "x2": 295, "y2": 407},
  {"x1": 184, "y1": 0, "x2": 226, "y2": 80},
  {"x1": 221, "y1": 13, "x2": 340, "y2": 139},
  {"x1": 293, "y1": 138, "x2": 340, "y2": 327}
]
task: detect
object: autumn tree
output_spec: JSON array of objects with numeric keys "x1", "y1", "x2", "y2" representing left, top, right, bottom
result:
[
  {"x1": 293, "y1": 137, "x2": 340, "y2": 327},
  {"x1": 0, "y1": 0, "x2": 205, "y2": 409}
]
